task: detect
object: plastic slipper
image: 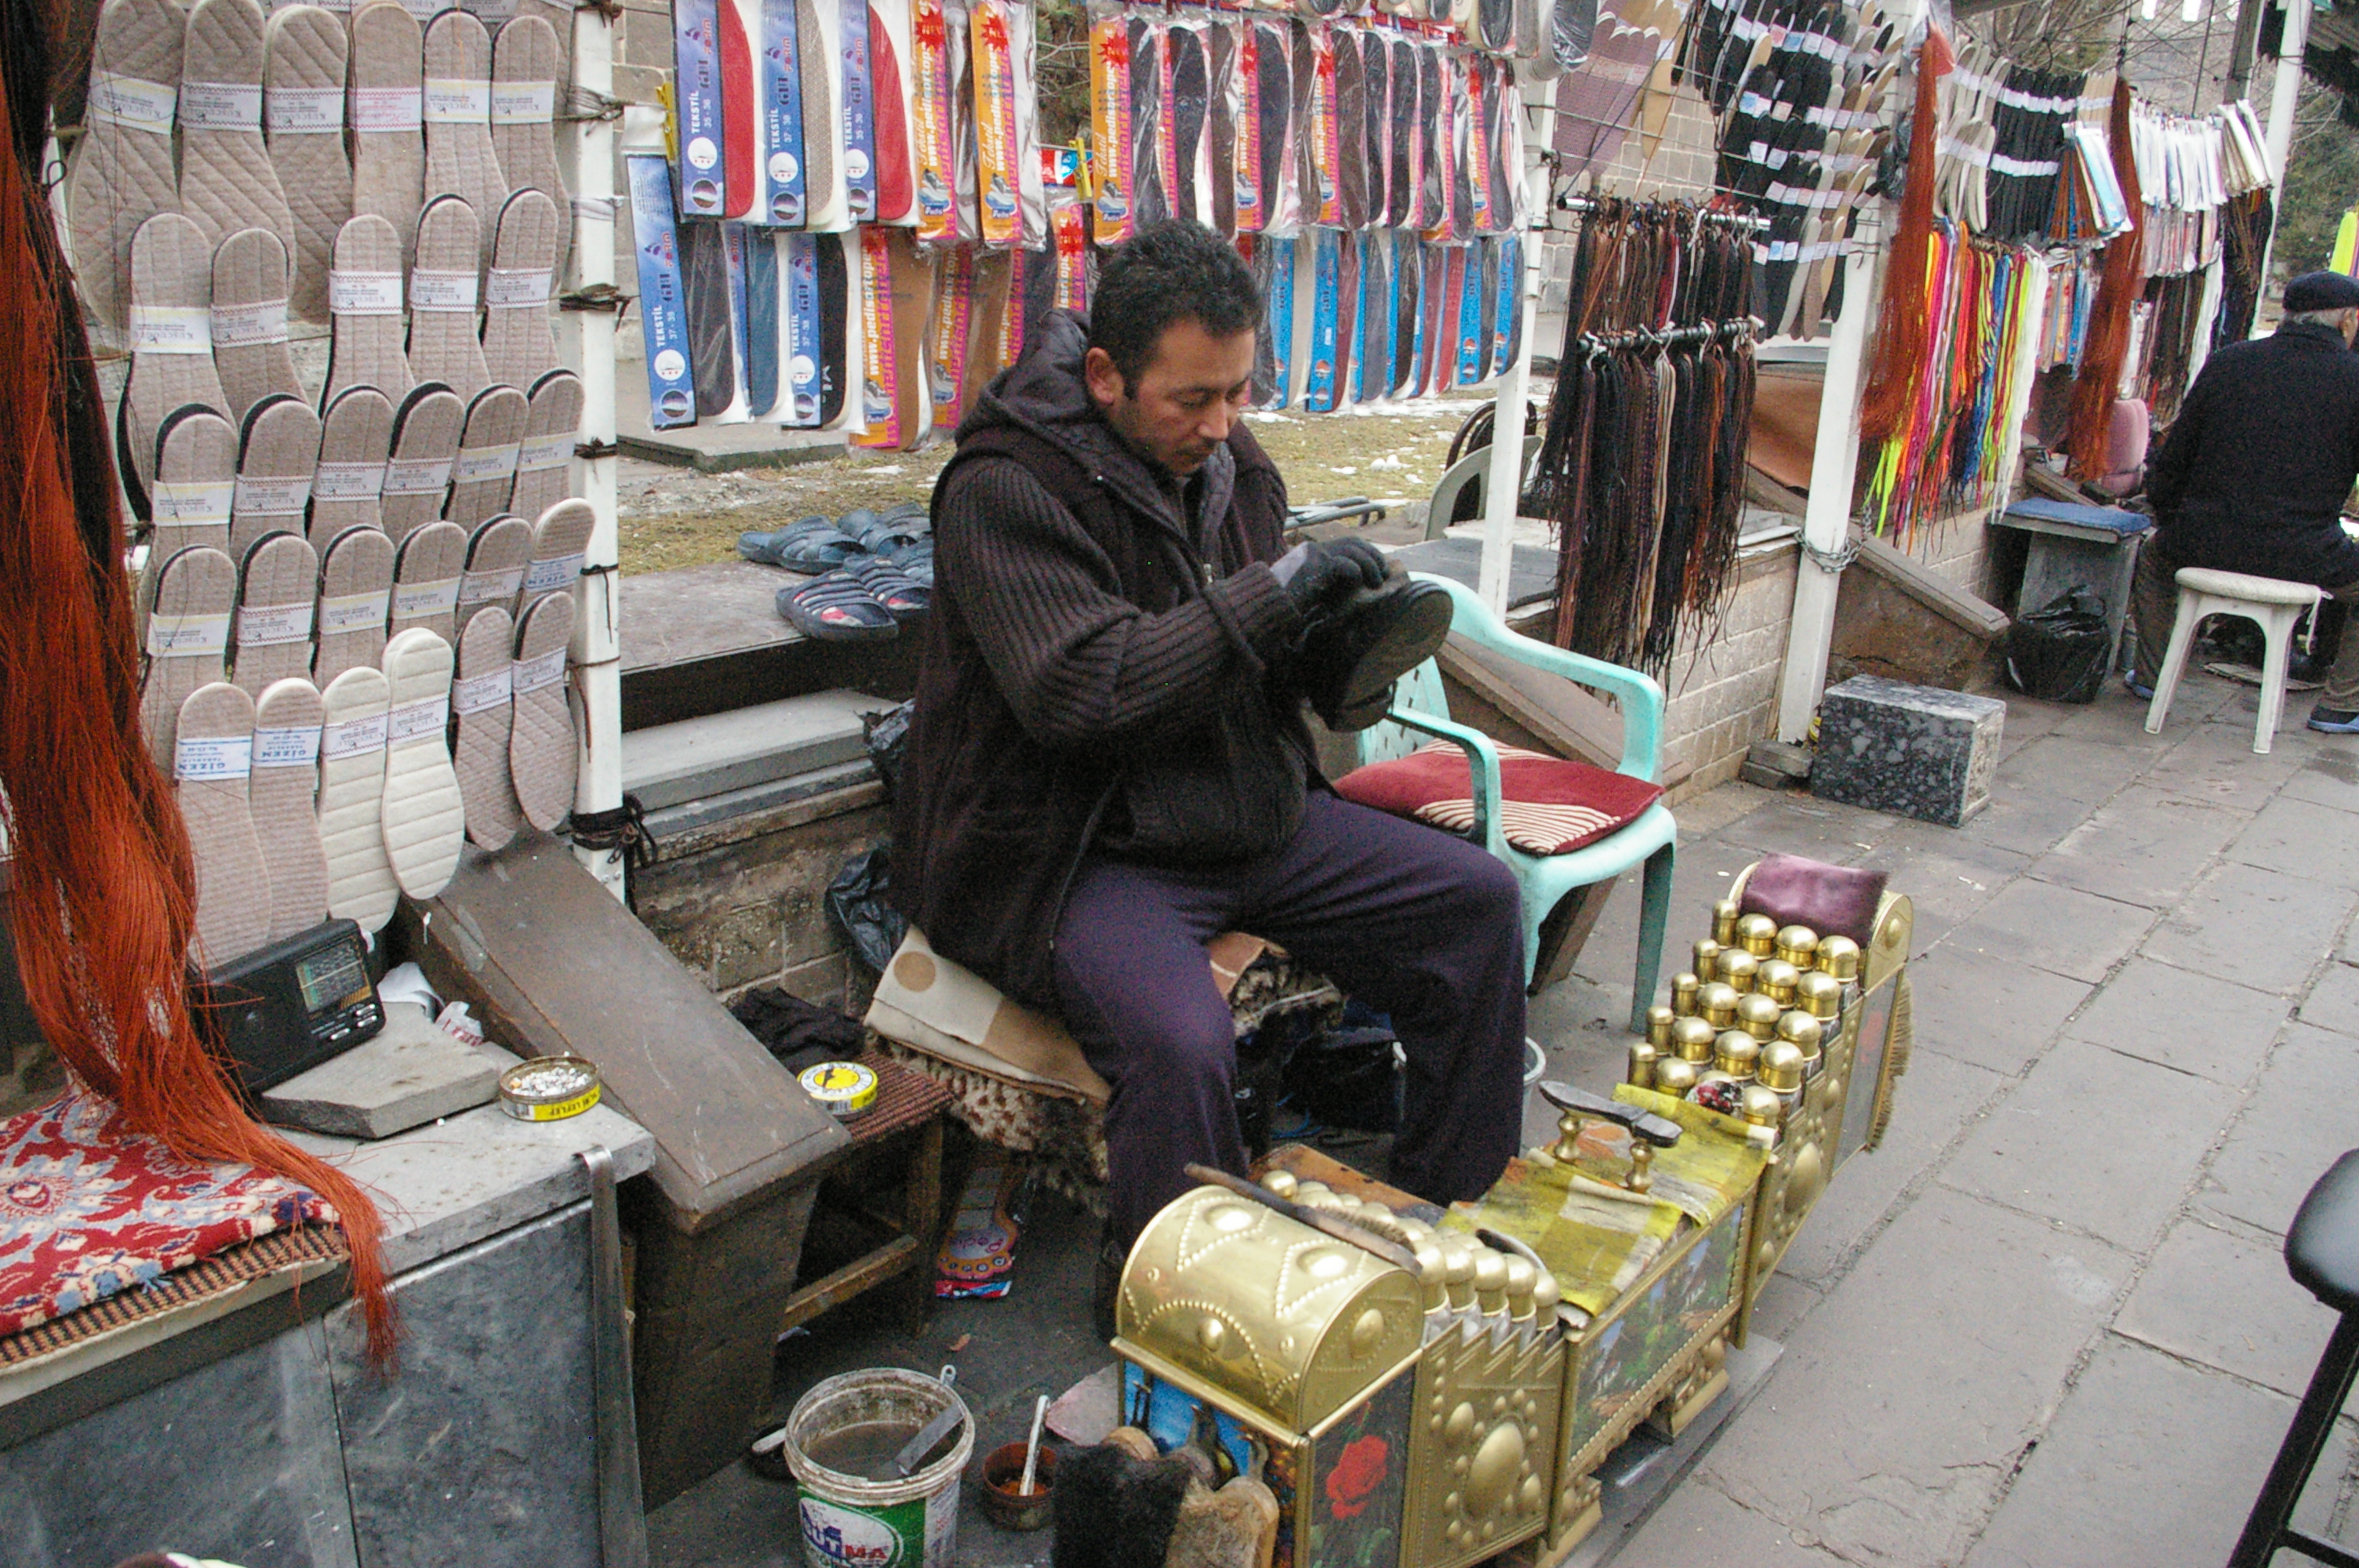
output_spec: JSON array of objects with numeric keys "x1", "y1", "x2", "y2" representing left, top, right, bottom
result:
[
  {"x1": 839, "y1": 506, "x2": 926, "y2": 557},
  {"x1": 776, "y1": 568, "x2": 899, "y2": 641},
  {"x1": 740, "y1": 514, "x2": 860, "y2": 571},
  {"x1": 887, "y1": 535, "x2": 933, "y2": 588},
  {"x1": 841, "y1": 550, "x2": 929, "y2": 620}
]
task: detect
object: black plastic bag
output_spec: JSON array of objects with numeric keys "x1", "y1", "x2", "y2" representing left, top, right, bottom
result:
[
  {"x1": 2005, "y1": 586, "x2": 2111, "y2": 703},
  {"x1": 863, "y1": 701, "x2": 913, "y2": 798},
  {"x1": 827, "y1": 844, "x2": 907, "y2": 974}
]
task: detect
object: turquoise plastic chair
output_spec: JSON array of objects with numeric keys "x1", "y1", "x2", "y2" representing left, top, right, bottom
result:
[{"x1": 1352, "y1": 573, "x2": 1677, "y2": 1031}]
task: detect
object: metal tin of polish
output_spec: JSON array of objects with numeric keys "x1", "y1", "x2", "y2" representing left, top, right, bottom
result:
[
  {"x1": 1758, "y1": 1040, "x2": 1807, "y2": 1093},
  {"x1": 1627, "y1": 1040, "x2": 1660, "y2": 1089},
  {"x1": 1646, "y1": 1006, "x2": 1675, "y2": 1048},
  {"x1": 1714, "y1": 1031, "x2": 1761, "y2": 1080},
  {"x1": 1653, "y1": 1058, "x2": 1702, "y2": 1094},
  {"x1": 1692, "y1": 938, "x2": 1721, "y2": 982},
  {"x1": 798, "y1": 1060, "x2": 879, "y2": 1119},
  {"x1": 499, "y1": 1055, "x2": 602, "y2": 1121}
]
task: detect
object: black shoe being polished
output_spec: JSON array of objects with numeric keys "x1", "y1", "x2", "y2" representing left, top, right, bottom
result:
[{"x1": 1296, "y1": 572, "x2": 1455, "y2": 731}]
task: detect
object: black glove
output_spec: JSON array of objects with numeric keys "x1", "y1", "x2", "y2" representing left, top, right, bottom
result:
[{"x1": 1275, "y1": 537, "x2": 1390, "y2": 616}]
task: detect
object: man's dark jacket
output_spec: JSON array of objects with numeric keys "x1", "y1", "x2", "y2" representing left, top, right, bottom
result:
[
  {"x1": 889, "y1": 310, "x2": 1314, "y2": 1010},
  {"x1": 2145, "y1": 318, "x2": 2359, "y2": 586}
]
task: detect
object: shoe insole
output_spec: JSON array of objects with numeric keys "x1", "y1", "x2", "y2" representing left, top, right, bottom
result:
[
  {"x1": 151, "y1": 405, "x2": 238, "y2": 561},
  {"x1": 264, "y1": 3, "x2": 352, "y2": 325},
  {"x1": 380, "y1": 381, "x2": 464, "y2": 543},
  {"x1": 423, "y1": 9, "x2": 508, "y2": 274},
  {"x1": 483, "y1": 187, "x2": 563, "y2": 389},
  {"x1": 380, "y1": 625, "x2": 466, "y2": 900},
  {"x1": 312, "y1": 384, "x2": 395, "y2": 543},
  {"x1": 314, "y1": 523, "x2": 396, "y2": 688},
  {"x1": 507, "y1": 590, "x2": 576, "y2": 832},
  {"x1": 140, "y1": 543, "x2": 238, "y2": 771},
  {"x1": 392, "y1": 517, "x2": 468, "y2": 644},
  {"x1": 250, "y1": 675, "x2": 330, "y2": 942},
  {"x1": 348, "y1": 0, "x2": 426, "y2": 270},
  {"x1": 407, "y1": 194, "x2": 491, "y2": 401},
  {"x1": 452, "y1": 602, "x2": 521, "y2": 850},
  {"x1": 230, "y1": 394, "x2": 323, "y2": 562},
  {"x1": 180, "y1": 0, "x2": 296, "y2": 267},
  {"x1": 232, "y1": 528, "x2": 320, "y2": 698},
  {"x1": 176, "y1": 679, "x2": 273, "y2": 967},
  {"x1": 490, "y1": 13, "x2": 570, "y2": 281},
  {"x1": 318, "y1": 662, "x2": 398, "y2": 932},
  {"x1": 210, "y1": 226, "x2": 303, "y2": 423},
  {"x1": 449, "y1": 384, "x2": 529, "y2": 529},
  {"x1": 323, "y1": 212, "x2": 416, "y2": 409},
  {"x1": 67, "y1": 0, "x2": 185, "y2": 343},
  {"x1": 511, "y1": 368, "x2": 585, "y2": 524}
]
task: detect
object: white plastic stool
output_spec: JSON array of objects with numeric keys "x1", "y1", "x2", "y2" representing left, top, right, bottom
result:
[{"x1": 2144, "y1": 567, "x2": 2324, "y2": 754}]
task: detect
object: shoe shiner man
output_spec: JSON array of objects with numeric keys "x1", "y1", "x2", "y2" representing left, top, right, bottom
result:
[
  {"x1": 2132, "y1": 270, "x2": 2359, "y2": 731},
  {"x1": 889, "y1": 220, "x2": 1526, "y2": 1306}
]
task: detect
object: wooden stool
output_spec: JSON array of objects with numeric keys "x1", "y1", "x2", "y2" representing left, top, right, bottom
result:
[
  {"x1": 2144, "y1": 567, "x2": 2323, "y2": 755},
  {"x1": 2228, "y1": 1149, "x2": 2359, "y2": 1567},
  {"x1": 780, "y1": 1051, "x2": 954, "y2": 1336}
]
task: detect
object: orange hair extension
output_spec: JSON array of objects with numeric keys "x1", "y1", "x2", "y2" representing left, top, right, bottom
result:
[
  {"x1": 2064, "y1": 79, "x2": 2145, "y2": 481},
  {"x1": 1858, "y1": 27, "x2": 1954, "y2": 448},
  {"x1": 0, "y1": 37, "x2": 395, "y2": 1362}
]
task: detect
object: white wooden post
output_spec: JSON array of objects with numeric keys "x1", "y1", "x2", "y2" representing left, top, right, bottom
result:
[
  {"x1": 561, "y1": 1, "x2": 627, "y2": 900},
  {"x1": 1776, "y1": 238, "x2": 1875, "y2": 743},
  {"x1": 2253, "y1": 0, "x2": 2310, "y2": 321}
]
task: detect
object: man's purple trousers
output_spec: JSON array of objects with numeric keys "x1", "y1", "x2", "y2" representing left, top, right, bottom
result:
[{"x1": 1052, "y1": 790, "x2": 1528, "y2": 1247}]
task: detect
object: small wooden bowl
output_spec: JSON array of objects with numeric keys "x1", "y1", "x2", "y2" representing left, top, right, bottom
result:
[{"x1": 978, "y1": 1440, "x2": 1056, "y2": 1531}]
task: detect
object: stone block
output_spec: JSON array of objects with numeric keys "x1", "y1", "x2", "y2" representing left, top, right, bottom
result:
[
  {"x1": 1812, "y1": 675, "x2": 2005, "y2": 827},
  {"x1": 709, "y1": 899, "x2": 787, "y2": 991},
  {"x1": 261, "y1": 1007, "x2": 499, "y2": 1139}
]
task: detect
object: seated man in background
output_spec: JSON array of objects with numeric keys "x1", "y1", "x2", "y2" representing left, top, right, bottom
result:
[
  {"x1": 889, "y1": 221, "x2": 1527, "y2": 1325},
  {"x1": 2132, "y1": 270, "x2": 2359, "y2": 731}
]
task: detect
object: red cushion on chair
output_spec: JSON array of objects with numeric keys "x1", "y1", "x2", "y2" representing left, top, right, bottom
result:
[{"x1": 1333, "y1": 741, "x2": 1664, "y2": 855}]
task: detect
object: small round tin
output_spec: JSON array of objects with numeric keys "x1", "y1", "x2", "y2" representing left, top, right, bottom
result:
[
  {"x1": 499, "y1": 1056, "x2": 602, "y2": 1121},
  {"x1": 799, "y1": 1060, "x2": 879, "y2": 1119}
]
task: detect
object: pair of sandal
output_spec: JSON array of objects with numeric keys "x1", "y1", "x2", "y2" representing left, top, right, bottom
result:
[
  {"x1": 740, "y1": 502, "x2": 929, "y2": 572},
  {"x1": 776, "y1": 553, "x2": 932, "y2": 641}
]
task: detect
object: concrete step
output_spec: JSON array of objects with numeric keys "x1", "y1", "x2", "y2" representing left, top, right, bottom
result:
[{"x1": 621, "y1": 688, "x2": 893, "y2": 811}]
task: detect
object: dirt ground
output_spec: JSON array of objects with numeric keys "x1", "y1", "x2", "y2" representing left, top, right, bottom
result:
[{"x1": 615, "y1": 392, "x2": 1504, "y2": 575}]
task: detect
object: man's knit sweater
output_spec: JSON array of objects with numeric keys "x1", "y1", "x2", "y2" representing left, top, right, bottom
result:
[{"x1": 888, "y1": 311, "x2": 1314, "y2": 1009}]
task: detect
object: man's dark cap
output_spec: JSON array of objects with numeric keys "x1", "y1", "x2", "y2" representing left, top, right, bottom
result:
[{"x1": 2284, "y1": 271, "x2": 2359, "y2": 313}]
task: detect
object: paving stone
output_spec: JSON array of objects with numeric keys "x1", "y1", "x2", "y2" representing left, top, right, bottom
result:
[
  {"x1": 1747, "y1": 1274, "x2": 1823, "y2": 1344},
  {"x1": 2280, "y1": 747, "x2": 2359, "y2": 815},
  {"x1": 1614, "y1": 1479, "x2": 1847, "y2": 1566},
  {"x1": 1943, "y1": 1037, "x2": 2245, "y2": 1250},
  {"x1": 1721, "y1": 793, "x2": 1902, "y2": 861},
  {"x1": 2200, "y1": 1022, "x2": 2359, "y2": 1236},
  {"x1": 1777, "y1": 1046, "x2": 2006, "y2": 1287},
  {"x1": 2300, "y1": 959, "x2": 2359, "y2": 1034},
  {"x1": 1859, "y1": 838, "x2": 2030, "y2": 957},
  {"x1": 1951, "y1": 878, "x2": 2155, "y2": 984},
  {"x1": 1697, "y1": 1187, "x2": 2131, "y2": 1568},
  {"x1": 1994, "y1": 733, "x2": 2154, "y2": 804},
  {"x1": 1906, "y1": 940, "x2": 2095, "y2": 1076},
  {"x1": 1962, "y1": 1338, "x2": 2324, "y2": 1568},
  {"x1": 2145, "y1": 720, "x2": 2307, "y2": 814},
  {"x1": 2048, "y1": 695, "x2": 2188, "y2": 753},
  {"x1": 1948, "y1": 776, "x2": 2106, "y2": 858},
  {"x1": 2063, "y1": 956, "x2": 2290, "y2": 1086},
  {"x1": 2030, "y1": 786, "x2": 2248, "y2": 910},
  {"x1": 2115, "y1": 1214, "x2": 2339, "y2": 1398},
  {"x1": 1570, "y1": 835, "x2": 1762, "y2": 996},
  {"x1": 2233, "y1": 794, "x2": 2359, "y2": 887},
  {"x1": 2145, "y1": 860, "x2": 2359, "y2": 997},
  {"x1": 1993, "y1": 695, "x2": 2077, "y2": 760}
]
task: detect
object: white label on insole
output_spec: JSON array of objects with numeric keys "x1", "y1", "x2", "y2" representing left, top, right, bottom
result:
[
  {"x1": 330, "y1": 269, "x2": 404, "y2": 315},
  {"x1": 267, "y1": 85, "x2": 345, "y2": 134},
  {"x1": 319, "y1": 589, "x2": 392, "y2": 633},
  {"x1": 175, "y1": 734, "x2": 253, "y2": 782},
  {"x1": 485, "y1": 268, "x2": 554, "y2": 307},
  {"x1": 453, "y1": 663, "x2": 513, "y2": 714},
  {"x1": 322, "y1": 710, "x2": 389, "y2": 760},
  {"x1": 253, "y1": 724, "x2": 324, "y2": 768},
  {"x1": 511, "y1": 644, "x2": 566, "y2": 693},
  {"x1": 393, "y1": 576, "x2": 463, "y2": 618},
  {"x1": 146, "y1": 611, "x2": 232, "y2": 656},
  {"x1": 467, "y1": 0, "x2": 519, "y2": 20},
  {"x1": 313, "y1": 460, "x2": 387, "y2": 500},
  {"x1": 490, "y1": 82, "x2": 555, "y2": 124},
  {"x1": 423, "y1": 78, "x2": 493, "y2": 122},
  {"x1": 387, "y1": 694, "x2": 450, "y2": 742},
  {"x1": 151, "y1": 480, "x2": 234, "y2": 524},
  {"x1": 313, "y1": 0, "x2": 355, "y2": 13},
  {"x1": 210, "y1": 299, "x2": 290, "y2": 347},
  {"x1": 178, "y1": 80, "x2": 264, "y2": 130},
  {"x1": 85, "y1": 73, "x2": 178, "y2": 133},
  {"x1": 398, "y1": 0, "x2": 442, "y2": 20},
  {"x1": 453, "y1": 443, "x2": 522, "y2": 484},
  {"x1": 237, "y1": 600, "x2": 316, "y2": 646},
  {"x1": 523, "y1": 553, "x2": 583, "y2": 593},
  {"x1": 351, "y1": 85, "x2": 424, "y2": 132},
  {"x1": 129, "y1": 305, "x2": 211, "y2": 354},
  {"x1": 458, "y1": 564, "x2": 525, "y2": 603},
  {"x1": 518, "y1": 433, "x2": 574, "y2": 471},
  {"x1": 382, "y1": 456, "x2": 453, "y2": 495},
  {"x1": 233, "y1": 475, "x2": 314, "y2": 515},
  {"x1": 410, "y1": 268, "x2": 480, "y2": 310}
]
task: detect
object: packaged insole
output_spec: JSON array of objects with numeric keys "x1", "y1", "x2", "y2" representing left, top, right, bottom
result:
[
  {"x1": 681, "y1": 219, "x2": 740, "y2": 421},
  {"x1": 841, "y1": 0, "x2": 878, "y2": 223},
  {"x1": 972, "y1": 0, "x2": 1021, "y2": 245},
  {"x1": 1354, "y1": 227, "x2": 1387, "y2": 405},
  {"x1": 1390, "y1": 37, "x2": 1421, "y2": 231},
  {"x1": 1295, "y1": 20, "x2": 1339, "y2": 229},
  {"x1": 718, "y1": 0, "x2": 757, "y2": 216},
  {"x1": 1165, "y1": 18, "x2": 1209, "y2": 230},
  {"x1": 1448, "y1": 54, "x2": 1476, "y2": 241},
  {"x1": 1392, "y1": 229, "x2": 1419, "y2": 397},
  {"x1": 1205, "y1": 20, "x2": 1237, "y2": 234},
  {"x1": 1129, "y1": 14, "x2": 1167, "y2": 228},
  {"x1": 745, "y1": 223, "x2": 781, "y2": 418},
  {"x1": 1493, "y1": 230, "x2": 1522, "y2": 373},
  {"x1": 1358, "y1": 30, "x2": 1387, "y2": 229},
  {"x1": 914, "y1": 0, "x2": 961, "y2": 240},
  {"x1": 928, "y1": 244, "x2": 976, "y2": 426},
  {"x1": 1304, "y1": 225, "x2": 1342, "y2": 413},
  {"x1": 816, "y1": 228, "x2": 851, "y2": 429},
  {"x1": 1088, "y1": 2, "x2": 1133, "y2": 241},
  {"x1": 1005, "y1": 0, "x2": 1048, "y2": 248},
  {"x1": 1249, "y1": 234, "x2": 1285, "y2": 407},
  {"x1": 947, "y1": 0, "x2": 982, "y2": 241},
  {"x1": 780, "y1": 229, "x2": 825, "y2": 426},
  {"x1": 718, "y1": 220, "x2": 757, "y2": 424},
  {"x1": 852, "y1": 227, "x2": 898, "y2": 447},
  {"x1": 1238, "y1": 18, "x2": 1284, "y2": 235},
  {"x1": 869, "y1": 0, "x2": 918, "y2": 223},
  {"x1": 758, "y1": 0, "x2": 809, "y2": 223},
  {"x1": 673, "y1": 0, "x2": 727, "y2": 216},
  {"x1": 625, "y1": 152, "x2": 696, "y2": 427},
  {"x1": 1330, "y1": 23, "x2": 1366, "y2": 230},
  {"x1": 1457, "y1": 236, "x2": 1488, "y2": 383},
  {"x1": 1438, "y1": 244, "x2": 1464, "y2": 390}
]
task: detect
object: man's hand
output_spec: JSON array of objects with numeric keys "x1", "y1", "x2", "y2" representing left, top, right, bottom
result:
[{"x1": 1274, "y1": 537, "x2": 1390, "y2": 615}]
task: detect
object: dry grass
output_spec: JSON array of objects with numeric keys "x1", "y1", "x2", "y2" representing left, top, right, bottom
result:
[{"x1": 614, "y1": 394, "x2": 1497, "y2": 576}]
